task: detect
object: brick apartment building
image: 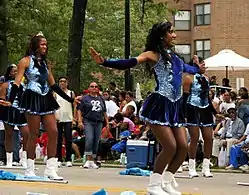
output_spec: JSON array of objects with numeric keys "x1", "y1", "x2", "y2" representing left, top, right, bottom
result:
[{"x1": 160, "y1": 0, "x2": 249, "y2": 90}]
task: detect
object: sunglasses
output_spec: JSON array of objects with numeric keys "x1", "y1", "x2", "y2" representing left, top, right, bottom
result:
[
  {"x1": 90, "y1": 85, "x2": 98, "y2": 88},
  {"x1": 59, "y1": 80, "x2": 67, "y2": 83}
]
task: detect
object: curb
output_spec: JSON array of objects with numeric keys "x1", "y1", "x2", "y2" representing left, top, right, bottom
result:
[{"x1": 34, "y1": 161, "x2": 249, "y2": 173}]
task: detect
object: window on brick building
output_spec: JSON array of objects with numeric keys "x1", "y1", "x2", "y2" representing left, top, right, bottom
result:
[
  {"x1": 174, "y1": 11, "x2": 191, "y2": 30},
  {"x1": 195, "y1": 40, "x2": 210, "y2": 59},
  {"x1": 175, "y1": 45, "x2": 191, "y2": 63},
  {"x1": 195, "y1": 3, "x2": 211, "y2": 25}
]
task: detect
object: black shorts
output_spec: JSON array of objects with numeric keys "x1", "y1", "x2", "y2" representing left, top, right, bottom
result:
[{"x1": 186, "y1": 104, "x2": 214, "y2": 127}]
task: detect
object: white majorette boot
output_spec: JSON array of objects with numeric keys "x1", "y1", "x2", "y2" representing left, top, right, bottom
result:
[
  {"x1": 44, "y1": 157, "x2": 63, "y2": 180},
  {"x1": 147, "y1": 173, "x2": 169, "y2": 195},
  {"x1": 20, "y1": 151, "x2": 27, "y2": 168},
  {"x1": 6, "y1": 152, "x2": 13, "y2": 167},
  {"x1": 188, "y1": 159, "x2": 199, "y2": 178},
  {"x1": 202, "y1": 158, "x2": 213, "y2": 177},
  {"x1": 25, "y1": 159, "x2": 36, "y2": 177},
  {"x1": 162, "y1": 171, "x2": 181, "y2": 195}
]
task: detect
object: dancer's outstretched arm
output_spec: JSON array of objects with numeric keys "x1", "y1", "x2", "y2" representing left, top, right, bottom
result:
[{"x1": 89, "y1": 47, "x2": 151, "y2": 70}]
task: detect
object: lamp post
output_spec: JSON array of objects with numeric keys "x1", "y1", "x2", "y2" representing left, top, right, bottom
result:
[{"x1": 124, "y1": 0, "x2": 132, "y2": 91}]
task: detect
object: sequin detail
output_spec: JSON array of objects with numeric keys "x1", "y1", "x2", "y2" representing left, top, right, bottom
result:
[
  {"x1": 153, "y1": 54, "x2": 184, "y2": 102},
  {"x1": 25, "y1": 56, "x2": 49, "y2": 96},
  {"x1": 187, "y1": 74, "x2": 210, "y2": 108}
]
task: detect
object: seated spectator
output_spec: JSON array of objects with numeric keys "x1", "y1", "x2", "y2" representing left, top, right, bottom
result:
[
  {"x1": 113, "y1": 113, "x2": 135, "y2": 132},
  {"x1": 122, "y1": 91, "x2": 137, "y2": 115},
  {"x1": 212, "y1": 108, "x2": 245, "y2": 162},
  {"x1": 72, "y1": 130, "x2": 85, "y2": 161},
  {"x1": 97, "y1": 127, "x2": 116, "y2": 162},
  {"x1": 123, "y1": 105, "x2": 135, "y2": 119},
  {"x1": 103, "y1": 90, "x2": 119, "y2": 118},
  {"x1": 226, "y1": 123, "x2": 249, "y2": 170},
  {"x1": 219, "y1": 91, "x2": 235, "y2": 115}
]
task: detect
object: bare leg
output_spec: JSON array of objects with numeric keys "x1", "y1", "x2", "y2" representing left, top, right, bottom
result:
[
  {"x1": 25, "y1": 114, "x2": 41, "y2": 159},
  {"x1": 167, "y1": 127, "x2": 188, "y2": 174},
  {"x1": 72, "y1": 143, "x2": 82, "y2": 159},
  {"x1": 42, "y1": 114, "x2": 58, "y2": 158},
  {"x1": 201, "y1": 127, "x2": 213, "y2": 159},
  {"x1": 201, "y1": 126, "x2": 213, "y2": 177},
  {"x1": 4, "y1": 124, "x2": 14, "y2": 152},
  {"x1": 150, "y1": 125, "x2": 176, "y2": 174},
  {"x1": 19, "y1": 125, "x2": 29, "y2": 151},
  {"x1": 188, "y1": 126, "x2": 200, "y2": 159}
]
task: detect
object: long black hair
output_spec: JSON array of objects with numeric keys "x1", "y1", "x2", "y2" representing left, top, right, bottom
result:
[
  {"x1": 144, "y1": 21, "x2": 173, "y2": 74},
  {"x1": 4, "y1": 65, "x2": 17, "y2": 81}
]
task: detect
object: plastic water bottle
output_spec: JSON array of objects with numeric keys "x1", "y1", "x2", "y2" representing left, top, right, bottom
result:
[
  {"x1": 71, "y1": 154, "x2": 75, "y2": 162},
  {"x1": 35, "y1": 144, "x2": 41, "y2": 159},
  {"x1": 82, "y1": 155, "x2": 86, "y2": 164},
  {"x1": 120, "y1": 153, "x2": 127, "y2": 165}
]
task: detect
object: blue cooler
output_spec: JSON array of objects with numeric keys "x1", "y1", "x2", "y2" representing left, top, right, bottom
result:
[{"x1": 126, "y1": 140, "x2": 154, "y2": 169}]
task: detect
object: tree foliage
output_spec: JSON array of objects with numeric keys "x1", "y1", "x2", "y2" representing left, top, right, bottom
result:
[{"x1": 6, "y1": 0, "x2": 175, "y2": 95}]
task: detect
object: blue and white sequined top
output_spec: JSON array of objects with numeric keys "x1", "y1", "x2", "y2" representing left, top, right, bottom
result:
[
  {"x1": 6, "y1": 80, "x2": 25, "y2": 109},
  {"x1": 25, "y1": 56, "x2": 50, "y2": 96},
  {"x1": 187, "y1": 73, "x2": 210, "y2": 108},
  {"x1": 153, "y1": 53, "x2": 199, "y2": 102}
]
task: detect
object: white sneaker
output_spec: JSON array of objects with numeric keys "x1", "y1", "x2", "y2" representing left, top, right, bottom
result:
[
  {"x1": 57, "y1": 161, "x2": 62, "y2": 167},
  {"x1": 89, "y1": 161, "x2": 99, "y2": 169},
  {"x1": 162, "y1": 171, "x2": 181, "y2": 195},
  {"x1": 25, "y1": 159, "x2": 36, "y2": 177},
  {"x1": 147, "y1": 173, "x2": 169, "y2": 195},
  {"x1": 12, "y1": 162, "x2": 20, "y2": 166},
  {"x1": 6, "y1": 152, "x2": 13, "y2": 167},
  {"x1": 239, "y1": 164, "x2": 249, "y2": 171},
  {"x1": 177, "y1": 166, "x2": 183, "y2": 173},
  {"x1": 83, "y1": 160, "x2": 90, "y2": 169},
  {"x1": 202, "y1": 158, "x2": 213, "y2": 177},
  {"x1": 225, "y1": 164, "x2": 234, "y2": 170},
  {"x1": 188, "y1": 159, "x2": 199, "y2": 178},
  {"x1": 66, "y1": 161, "x2": 72, "y2": 167},
  {"x1": 44, "y1": 158, "x2": 64, "y2": 180}
]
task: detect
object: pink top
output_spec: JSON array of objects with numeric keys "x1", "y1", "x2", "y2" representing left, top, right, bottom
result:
[{"x1": 123, "y1": 117, "x2": 135, "y2": 132}]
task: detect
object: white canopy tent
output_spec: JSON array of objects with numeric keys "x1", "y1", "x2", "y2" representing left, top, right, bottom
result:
[{"x1": 204, "y1": 49, "x2": 249, "y2": 78}]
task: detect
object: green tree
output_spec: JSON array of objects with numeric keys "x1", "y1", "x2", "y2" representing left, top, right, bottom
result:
[
  {"x1": 0, "y1": 0, "x2": 8, "y2": 75},
  {"x1": 67, "y1": 0, "x2": 88, "y2": 94}
]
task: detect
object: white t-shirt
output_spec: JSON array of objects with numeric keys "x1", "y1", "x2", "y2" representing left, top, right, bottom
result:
[
  {"x1": 55, "y1": 90, "x2": 73, "y2": 122},
  {"x1": 219, "y1": 102, "x2": 236, "y2": 114},
  {"x1": 122, "y1": 100, "x2": 137, "y2": 115},
  {"x1": 105, "y1": 100, "x2": 119, "y2": 117}
]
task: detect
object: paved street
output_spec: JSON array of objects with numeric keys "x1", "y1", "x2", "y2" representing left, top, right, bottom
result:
[{"x1": 0, "y1": 165, "x2": 249, "y2": 195}]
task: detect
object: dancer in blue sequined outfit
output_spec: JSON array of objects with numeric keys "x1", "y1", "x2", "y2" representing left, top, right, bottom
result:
[
  {"x1": 90, "y1": 22, "x2": 201, "y2": 195},
  {"x1": 1, "y1": 33, "x2": 79, "y2": 180},
  {"x1": 183, "y1": 57, "x2": 219, "y2": 179},
  {"x1": 0, "y1": 65, "x2": 29, "y2": 168}
]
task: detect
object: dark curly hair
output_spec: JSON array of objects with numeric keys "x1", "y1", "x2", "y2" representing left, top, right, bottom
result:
[{"x1": 144, "y1": 21, "x2": 174, "y2": 74}]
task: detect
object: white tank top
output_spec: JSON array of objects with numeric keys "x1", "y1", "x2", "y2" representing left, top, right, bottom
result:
[{"x1": 55, "y1": 90, "x2": 73, "y2": 122}]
